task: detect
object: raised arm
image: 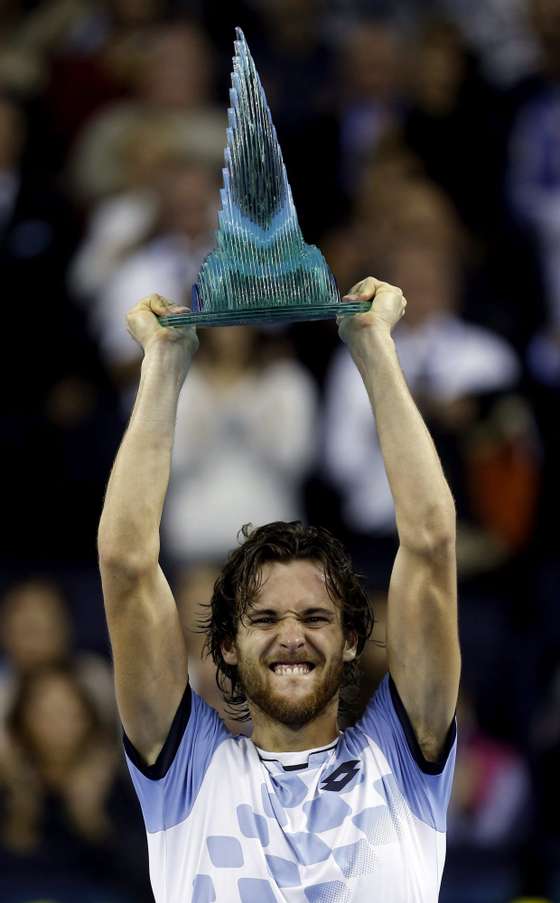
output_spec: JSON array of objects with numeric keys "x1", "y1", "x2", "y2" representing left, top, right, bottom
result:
[
  {"x1": 339, "y1": 277, "x2": 460, "y2": 761},
  {"x1": 98, "y1": 294, "x2": 198, "y2": 765}
]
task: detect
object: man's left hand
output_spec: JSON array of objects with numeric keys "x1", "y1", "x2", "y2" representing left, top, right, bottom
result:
[{"x1": 337, "y1": 276, "x2": 407, "y2": 350}]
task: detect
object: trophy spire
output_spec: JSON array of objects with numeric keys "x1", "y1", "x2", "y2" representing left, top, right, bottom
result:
[{"x1": 159, "y1": 28, "x2": 371, "y2": 327}]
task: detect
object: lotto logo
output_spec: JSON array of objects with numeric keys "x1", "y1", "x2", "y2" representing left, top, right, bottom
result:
[{"x1": 321, "y1": 760, "x2": 360, "y2": 792}]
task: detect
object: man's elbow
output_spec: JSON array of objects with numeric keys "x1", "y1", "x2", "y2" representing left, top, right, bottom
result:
[
  {"x1": 98, "y1": 539, "x2": 160, "y2": 582},
  {"x1": 399, "y1": 498, "x2": 456, "y2": 557}
]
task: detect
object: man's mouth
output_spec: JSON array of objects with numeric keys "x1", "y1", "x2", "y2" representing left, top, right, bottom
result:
[{"x1": 269, "y1": 662, "x2": 316, "y2": 675}]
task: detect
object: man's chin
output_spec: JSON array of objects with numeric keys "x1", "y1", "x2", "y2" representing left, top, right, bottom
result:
[
  {"x1": 256, "y1": 695, "x2": 326, "y2": 728},
  {"x1": 249, "y1": 682, "x2": 339, "y2": 728},
  {"x1": 238, "y1": 659, "x2": 344, "y2": 728}
]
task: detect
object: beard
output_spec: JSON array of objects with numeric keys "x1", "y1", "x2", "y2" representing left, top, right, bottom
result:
[{"x1": 236, "y1": 652, "x2": 345, "y2": 728}]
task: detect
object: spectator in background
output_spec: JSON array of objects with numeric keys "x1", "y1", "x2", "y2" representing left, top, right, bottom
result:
[
  {"x1": 248, "y1": 0, "x2": 342, "y2": 239},
  {"x1": 67, "y1": 20, "x2": 225, "y2": 204},
  {"x1": 399, "y1": 18, "x2": 503, "y2": 238},
  {"x1": 88, "y1": 153, "x2": 218, "y2": 402},
  {"x1": 0, "y1": 91, "x2": 108, "y2": 564},
  {"x1": 507, "y1": 0, "x2": 560, "y2": 326},
  {"x1": 449, "y1": 691, "x2": 531, "y2": 847},
  {"x1": 0, "y1": 578, "x2": 115, "y2": 745},
  {"x1": 440, "y1": 0, "x2": 539, "y2": 88},
  {"x1": 322, "y1": 179, "x2": 532, "y2": 585},
  {"x1": 335, "y1": 18, "x2": 403, "y2": 195},
  {"x1": 163, "y1": 325, "x2": 318, "y2": 564},
  {"x1": 0, "y1": 664, "x2": 150, "y2": 903},
  {"x1": 508, "y1": 0, "x2": 560, "y2": 569},
  {"x1": 441, "y1": 689, "x2": 532, "y2": 903},
  {"x1": 69, "y1": 114, "x2": 187, "y2": 302},
  {"x1": 321, "y1": 130, "x2": 425, "y2": 292}
]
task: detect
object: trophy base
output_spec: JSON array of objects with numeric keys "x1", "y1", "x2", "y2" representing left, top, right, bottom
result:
[{"x1": 158, "y1": 301, "x2": 371, "y2": 328}]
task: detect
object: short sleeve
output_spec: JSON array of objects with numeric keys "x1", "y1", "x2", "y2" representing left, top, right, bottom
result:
[
  {"x1": 123, "y1": 685, "x2": 231, "y2": 833},
  {"x1": 353, "y1": 675, "x2": 457, "y2": 832}
]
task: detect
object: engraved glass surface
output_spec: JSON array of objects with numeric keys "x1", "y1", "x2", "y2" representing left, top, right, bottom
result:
[{"x1": 159, "y1": 28, "x2": 370, "y2": 328}]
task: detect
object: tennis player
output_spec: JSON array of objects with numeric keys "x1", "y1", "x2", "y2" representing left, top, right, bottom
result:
[{"x1": 98, "y1": 276, "x2": 460, "y2": 902}]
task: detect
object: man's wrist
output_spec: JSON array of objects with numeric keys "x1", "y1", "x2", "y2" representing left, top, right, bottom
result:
[
  {"x1": 348, "y1": 318, "x2": 395, "y2": 368},
  {"x1": 143, "y1": 333, "x2": 195, "y2": 375}
]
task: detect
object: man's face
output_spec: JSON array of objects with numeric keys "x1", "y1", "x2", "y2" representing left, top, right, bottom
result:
[{"x1": 222, "y1": 560, "x2": 356, "y2": 728}]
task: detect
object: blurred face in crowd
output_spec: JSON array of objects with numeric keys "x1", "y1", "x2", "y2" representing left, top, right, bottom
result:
[
  {"x1": 18, "y1": 671, "x2": 95, "y2": 765},
  {"x1": 340, "y1": 22, "x2": 401, "y2": 104},
  {"x1": 0, "y1": 581, "x2": 70, "y2": 671},
  {"x1": 200, "y1": 326, "x2": 257, "y2": 369},
  {"x1": 118, "y1": 117, "x2": 182, "y2": 190},
  {"x1": 389, "y1": 180, "x2": 462, "y2": 255},
  {"x1": 0, "y1": 97, "x2": 24, "y2": 171},
  {"x1": 109, "y1": 0, "x2": 163, "y2": 26},
  {"x1": 264, "y1": 0, "x2": 318, "y2": 50},
  {"x1": 157, "y1": 160, "x2": 218, "y2": 241},
  {"x1": 138, "y1": 25, "x2": 214, "y2": 109},
  {"x1": 388, "y1": 243, "x2": 458, "y2": 327},
  {"x1": 409, "y1": 23, "x2": 466, "y2": 114},
  {"x1": 223, "y1": 561, "x2": 356, "y2": 733},
  {"x1": 356, "y1": 143, "x2": 424, "y2": 224},
  {"x1": 530, "y1": 0, "x2": 560, "y2": 69}
]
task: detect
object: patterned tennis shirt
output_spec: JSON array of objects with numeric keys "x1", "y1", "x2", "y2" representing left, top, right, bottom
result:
[{"x1": 124, "y1": 675, "x2": 456, "y2": 902}]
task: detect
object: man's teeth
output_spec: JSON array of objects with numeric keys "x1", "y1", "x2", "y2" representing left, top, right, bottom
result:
[{"x1": 272, "y1": 664, "x2": 312, "y2": 675}]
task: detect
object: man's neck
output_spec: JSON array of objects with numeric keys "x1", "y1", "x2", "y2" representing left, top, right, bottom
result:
[{"x1": 249, "y1": 698, "x2": 340, "y2": 752}]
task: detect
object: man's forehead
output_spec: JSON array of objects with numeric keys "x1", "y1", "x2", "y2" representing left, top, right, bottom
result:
[{"x1": 253, "y1": 560, "x2": 334, "y2": 608}]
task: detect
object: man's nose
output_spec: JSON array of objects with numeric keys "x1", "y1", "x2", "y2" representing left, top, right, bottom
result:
[{"x1": 277, "y1": 618, "x2": 305, "y2": 651}]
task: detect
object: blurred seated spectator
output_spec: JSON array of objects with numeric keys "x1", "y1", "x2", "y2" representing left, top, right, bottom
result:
[
  {"x1": 440, "y1": 0, "x2": 539, "y2": 87},
  {"x1": 67, "y1": 21, "x2": 225, "y2": 204},
  {"x1": 322, "y1": 131, "x2": 426, "y2": 290},
  {"x1": 0, "y1": 578, "x2": 115, "y2": 746},
  {"x1": 335, "y1": 17, "x2": 403, "y2": 194},
  {"x1": 399, "y1": 18, "x2": 502, "y2": 237},
  {"x1": 449, "y1": 690, "x2": 531, "y2": 847},
  {"x1": 254, "y1": 0, "x2": 336, "y2": 119},
  {"x1": 322, "y1": 181, "x2": 538, "y2": 584},
  {"x1": 0, "y1": 664, "x2": 150, "y2": 902},
  {"x1": 87, "y1": 153, "x2": 219, "y2": 403},
  {"x1": 245, "y1": 0, "x2": 343, "y2": 239},
  {"x1": 69, "y1": 114, "x2": 187, "y2": 302},
  {"x1": 441, "y1": 690, "x2": 532, "y2": 903},
  {"x1": 0, "y1": 91, "x2": 109, "y2": 563},
  {"x1": 163, "y1": 326, "x2": 318, "y2": 564},
  {"x1": 44, "y1": 0, "x2": 167, "y2": 146},
  {"x1": 507, "y1": 0, "x2": 560, "y2": 326},
  {"x1": 0, "y1": 91, "x2": 80, "y2": 416}
]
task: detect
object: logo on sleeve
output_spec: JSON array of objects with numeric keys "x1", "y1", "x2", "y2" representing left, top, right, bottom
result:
[{"x1": 321, "y1": 760, "x2": 360, "y2": 792}]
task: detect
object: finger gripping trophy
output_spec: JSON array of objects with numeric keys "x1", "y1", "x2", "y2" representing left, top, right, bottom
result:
[{"x1": 159, "y1": 28, "x2": 372, "y2": 328}]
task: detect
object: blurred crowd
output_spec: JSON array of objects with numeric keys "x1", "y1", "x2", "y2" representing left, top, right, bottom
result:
[{"x1": 0, "y1": 0, "x2": 559, "y2": 901}]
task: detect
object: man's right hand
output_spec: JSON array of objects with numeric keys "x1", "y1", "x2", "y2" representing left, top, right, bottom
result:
[{"x1": 126, "y1": 293, "x2": 199, "y2": 358}]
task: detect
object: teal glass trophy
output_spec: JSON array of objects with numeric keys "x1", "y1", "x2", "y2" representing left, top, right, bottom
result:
[{"x1": 159, "y1": 28, "x2": 371, "y2": 328}]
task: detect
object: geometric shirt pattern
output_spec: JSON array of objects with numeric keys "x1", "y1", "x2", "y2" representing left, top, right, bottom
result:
[{"x1": 124, "y1": 675, "x2": 457, "y2": 902}]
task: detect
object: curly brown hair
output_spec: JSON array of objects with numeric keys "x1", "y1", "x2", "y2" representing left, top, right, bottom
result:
[{"x1": 201, "y1": 521, "x2": 374, "y2": 721}]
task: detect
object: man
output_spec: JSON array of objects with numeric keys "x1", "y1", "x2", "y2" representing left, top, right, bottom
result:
[{"x1": 98, "y1": 277, "x2": 461, "y2": 902}]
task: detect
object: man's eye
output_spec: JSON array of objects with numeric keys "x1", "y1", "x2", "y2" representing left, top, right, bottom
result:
[
  {"x1": 252, "y1": 617, "x2": 275, "y2": 624},
  {"x1": 305, "y1": 617, "x2": 327, "y2": 624}
]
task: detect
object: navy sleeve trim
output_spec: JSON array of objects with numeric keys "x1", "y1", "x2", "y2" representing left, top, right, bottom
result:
[
  {"x1": 123, "y1": 682, "x2": 192, "y2": 781},
  {"x1": 389, "y1": 676, "x2": 456, "y2": 775}
]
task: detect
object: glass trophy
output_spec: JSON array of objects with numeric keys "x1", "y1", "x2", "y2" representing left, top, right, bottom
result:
[{"x1": 159, "y1": 28, "x2": 371, "y2": 329}]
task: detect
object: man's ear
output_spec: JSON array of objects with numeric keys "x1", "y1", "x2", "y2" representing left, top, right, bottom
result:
[
  {"x1": 342, "y1": 631, "x2": 358, "y2": 663},
  {"x1": 221, "y1": 637, "x2": 238, "y2": 666}
]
